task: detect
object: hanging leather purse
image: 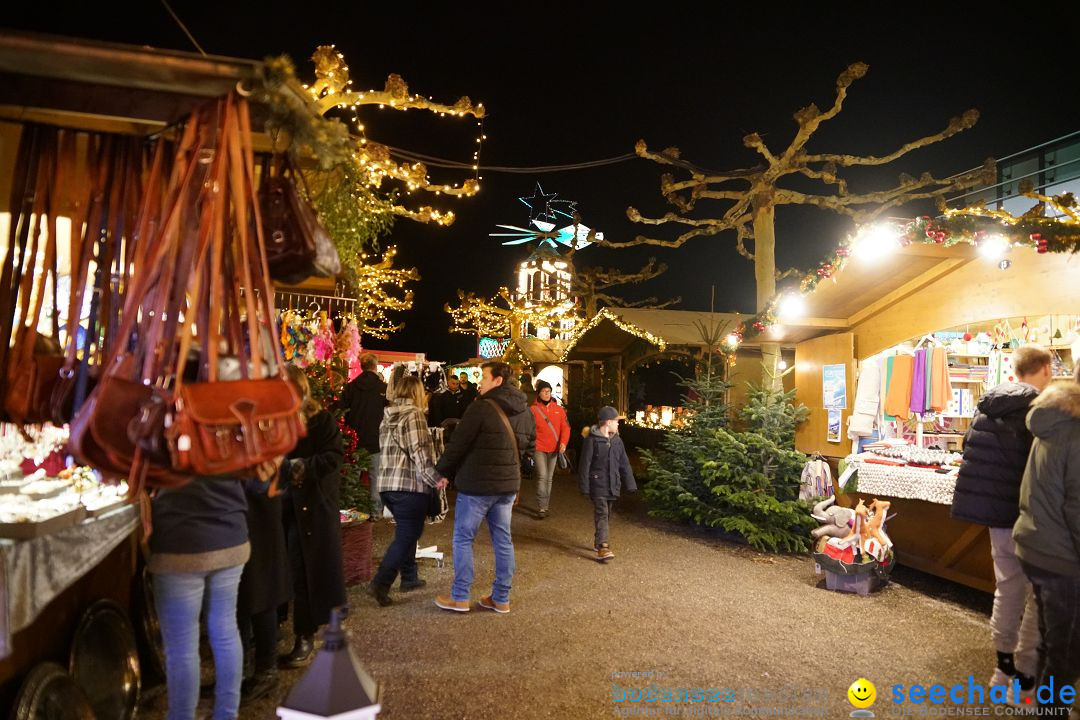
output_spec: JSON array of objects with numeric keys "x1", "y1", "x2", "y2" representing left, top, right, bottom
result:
[
  {"x1": 167, "y1": 96, "x2": 306, "y2": 477},
  {"x1": 260, "y1": 155, "x2": 339, "y2": 283},
  {"x1": 4, "y1": 129, "x2": 65, "y2": 427}
]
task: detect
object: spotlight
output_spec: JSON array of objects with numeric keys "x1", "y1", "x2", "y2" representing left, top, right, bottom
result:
[
  {"x1": 851, "y1": 223, "x2": 900, "y2": 260},
  {"x1": 777, "y1": 295, "x2": 805, "y2": 320},
  {"x1": 979, "y1": 234, "x2": 1009, "y2": 260}
]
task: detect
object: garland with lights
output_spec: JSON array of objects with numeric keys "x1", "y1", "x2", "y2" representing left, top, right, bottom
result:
[
  {"x1": 561, "y1": 307, "x2": 669, "y2": 361},
  {"x1": 738, "y1": 190, "x2": 1080, "y2": 344}
]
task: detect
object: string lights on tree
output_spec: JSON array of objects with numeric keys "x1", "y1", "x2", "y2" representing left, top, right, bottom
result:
[{"x1": 349, "y1": 246, "x2": 419, "y2": 340}]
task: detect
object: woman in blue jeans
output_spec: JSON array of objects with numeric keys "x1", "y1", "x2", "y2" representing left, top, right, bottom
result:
[
  {"x1": 368, "y1": 373, "x2": 441, "y2": 606},
  {"x1": 148, "y1": 469, "x2": 273, "y2": 720}
]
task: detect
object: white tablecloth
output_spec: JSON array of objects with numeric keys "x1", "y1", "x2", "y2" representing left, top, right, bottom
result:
[
  {"x1": 848, "y1": 461, "x2": 957, "y2": 505},
  {"x1": 0, "y1": 504, "x2": 138, "y2": 659}
]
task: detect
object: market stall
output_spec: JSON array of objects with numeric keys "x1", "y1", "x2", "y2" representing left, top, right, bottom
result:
[
  {"x1": 788, "y1": 239, "x2": 1080, "y2": 592},
  {"x1": 561, "y1": 307, "x2": 808, "y2": 443}
]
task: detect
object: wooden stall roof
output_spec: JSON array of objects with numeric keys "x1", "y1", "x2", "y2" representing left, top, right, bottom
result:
[
  {"x1": 510, "y1": 337, "x2": 568, "y2": 365},
  {"x1": 792, "y1": 242, "x2": 1080, "y2": 359},
  {"x1": 800, "y1": 244, "x2": 978, "y2": 330},
  {"x1": 562, "y1": 307, "x2": 822, "y2": 361},
  {"x1": 0, "y1": 31, "x2": 268, "y2": 136}
]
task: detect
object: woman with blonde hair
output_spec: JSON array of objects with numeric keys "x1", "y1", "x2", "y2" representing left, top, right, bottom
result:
[
  {"x1": 279, "y1": 364, "x2": 345, "y2": 667},
  {"x1": 368, "y1": 372, "x2": 441, "y2": 606}
]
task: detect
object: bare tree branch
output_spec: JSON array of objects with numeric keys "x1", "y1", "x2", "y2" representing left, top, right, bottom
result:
[{"x1": 799, "y1": 109, "x2": 980, "y2": 167}]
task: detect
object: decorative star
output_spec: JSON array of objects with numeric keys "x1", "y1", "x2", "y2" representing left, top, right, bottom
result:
[{"x1": 519, "y1": 183, "x2": 559, "y2": 224}]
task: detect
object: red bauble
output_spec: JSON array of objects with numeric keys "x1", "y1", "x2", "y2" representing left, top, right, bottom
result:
[{"x1": 963, "y1": 333, "x2": 973, "y2": 341}]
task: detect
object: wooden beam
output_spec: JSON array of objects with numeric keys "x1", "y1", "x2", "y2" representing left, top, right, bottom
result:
[
  {"x1": 896, "y1": 243, "x2": 977, "y2": 259},
  {"x1": 791, "y1": 316, "x2": 849, "y2": 330},
  {"x1": 846, "y1": 257, "x2": 973, "y2": 327}
]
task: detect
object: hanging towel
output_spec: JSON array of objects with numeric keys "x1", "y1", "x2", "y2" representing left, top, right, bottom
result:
[
  {"x1": 883, "y1": 354, "x2": 913, "y2": 420},
  {"x1": 924, "y1": 347, "x2": 933, "y2": 410},
  {"x1": 848, "y1": 354, "x2": 882, "y2": 438},
  {"x1": 910, "y1": 348, "x2": 927, "y2": 415},
  {"x1": 882, "y1": 355, "x2": 895, "y2": 422},
  {"x1": 929, "y1": 346, "x2": 952, "y2": 412}
]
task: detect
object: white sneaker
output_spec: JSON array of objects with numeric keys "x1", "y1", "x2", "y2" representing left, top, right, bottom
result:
[{"x1": 990, "y1": 669, "x2": 1035, "y2": 711}]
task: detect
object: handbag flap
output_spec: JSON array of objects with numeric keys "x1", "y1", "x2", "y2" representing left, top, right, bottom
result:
[{"x1": 178, "y1": 379, "x2": 301, "y2": 424}]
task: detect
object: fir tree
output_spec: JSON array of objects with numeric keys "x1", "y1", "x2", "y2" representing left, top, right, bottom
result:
[{"x1": 643, "y1": 365, "x2": 813, "y2": 553}]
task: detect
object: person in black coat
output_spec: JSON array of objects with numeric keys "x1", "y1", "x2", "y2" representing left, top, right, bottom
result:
[
  {"x1": 578, "y1": 406, "x2": 637, "y2": 560},
  {"x1": 237, "y1": 473, "x2": 290, "y2": 702},
  {"x1": 429, "y1": 375, "x2": 469, "y2": 428},
  {"x1": 951, "y1": 345, "x2": 1051, "y2": 698},
  {"x1": 340, "y1": 353, "x2": 387, "y2": 515},
  {"x1": 280, "y1": 365, "x2": 346, "y2": 668}
]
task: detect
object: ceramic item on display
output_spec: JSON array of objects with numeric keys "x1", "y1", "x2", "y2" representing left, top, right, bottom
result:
[
  {"x1": 69, "y1": 599, "x2": 141, "y2": 720},
  {"x1": 11, "y1": 662, "x2": 95, "y2": 720}
]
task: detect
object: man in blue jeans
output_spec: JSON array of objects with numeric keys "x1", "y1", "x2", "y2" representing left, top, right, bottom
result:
[{"x1": 434, "y1": 361, "x2": 535, "y2": 614}]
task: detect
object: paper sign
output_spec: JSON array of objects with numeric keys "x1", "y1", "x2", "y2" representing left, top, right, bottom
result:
[
  {"x1": 823, "y1": 364, "x2": 847, "y2": 409},
  {"x1": 827, "y1": 409, "x2": 842, "y2": 443}
]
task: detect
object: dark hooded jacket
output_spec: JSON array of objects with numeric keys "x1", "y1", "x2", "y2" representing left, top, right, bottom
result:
[
  {"x1": 340, "y1": 370, "x2": 387, "y2": 453},
  {"x1": 435, "y1": 383, "x2": 536, "y2": 495},
  {"x1": 951, "y1": 382, "x2": 1039, "y2": 527},
  {"x1": 1013, "y1": 382, "x2": 1080, "y2": 577},
  {"x1": 578, "y1": 425, "x2": 637, "y2": 498}
]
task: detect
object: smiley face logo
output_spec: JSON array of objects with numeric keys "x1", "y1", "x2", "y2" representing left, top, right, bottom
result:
[{"x1": 848, "y1": 678, "x2": 876, "y2": 709}]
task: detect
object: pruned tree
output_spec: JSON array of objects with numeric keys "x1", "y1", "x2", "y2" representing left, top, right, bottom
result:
[
  {"x1": 615, "y1": 62, "x2": 995, "y2": 387},
  {"x1": 570, "y1": 256, "x2": 681, "y2": 318}
]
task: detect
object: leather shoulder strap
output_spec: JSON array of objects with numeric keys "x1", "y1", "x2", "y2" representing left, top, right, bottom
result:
[{"x1": 484, "y1": 398, "x2": 520, "y2": 458}]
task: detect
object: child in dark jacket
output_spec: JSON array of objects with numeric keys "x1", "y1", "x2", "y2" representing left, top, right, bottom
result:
[{"x1": 578, "y1": 406, "x2": 636, "y2": 560}]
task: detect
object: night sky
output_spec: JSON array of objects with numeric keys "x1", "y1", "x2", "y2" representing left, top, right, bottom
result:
[{"x1": 6, "y1": 3, "x2": 1079, "y2": 360}]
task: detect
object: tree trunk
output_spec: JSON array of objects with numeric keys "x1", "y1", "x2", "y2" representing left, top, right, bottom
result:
[{"x1": 752, "y1": 199, "x2": 782, "y2": 391}]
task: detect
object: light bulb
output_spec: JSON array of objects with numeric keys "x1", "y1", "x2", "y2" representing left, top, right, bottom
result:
[
  {"x1": 978, "y1": 234, "x2": 1009, "y2": 260},
  {"x1": 777, "y1": 294, "x2": 805, "y2": 320},
  {"x1": 851, "y1": 223, "x2": 900, "y2": 260}
]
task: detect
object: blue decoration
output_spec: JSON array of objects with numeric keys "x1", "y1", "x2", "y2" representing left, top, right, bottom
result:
[{"x1": 491, "y1": 183, "x2": 602, "y2": 250}]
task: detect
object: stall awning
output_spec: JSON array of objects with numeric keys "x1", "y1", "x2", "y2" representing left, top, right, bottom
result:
[
  {"x1": 562, "y1": 307, "x2": 823, "y2": 361},
  {"x1": 799, "y1": 244, "x2": 979, "y2": 332}
]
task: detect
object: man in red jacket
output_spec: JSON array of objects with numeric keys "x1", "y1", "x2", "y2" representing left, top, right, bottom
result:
[{"x1": 530, "y1": 379, "x2": 570, "y2": 519}]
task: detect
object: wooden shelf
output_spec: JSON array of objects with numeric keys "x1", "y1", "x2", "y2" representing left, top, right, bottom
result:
[
  {"x1": 948, "y1": 379, "x2": 985, "y2": 384},
  {"x1": 949, "y1": 353, "x2": 991, "y2": 358}
]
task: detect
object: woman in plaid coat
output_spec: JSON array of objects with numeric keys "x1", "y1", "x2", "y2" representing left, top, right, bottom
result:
[{"x1": 368, "y1": 374, "x2": 442, "y2": 606}]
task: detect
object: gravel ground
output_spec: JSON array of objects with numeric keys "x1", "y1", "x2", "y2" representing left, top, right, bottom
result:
[{"x1": 142, "y1": 476, "x2": 999, "y2": 719}]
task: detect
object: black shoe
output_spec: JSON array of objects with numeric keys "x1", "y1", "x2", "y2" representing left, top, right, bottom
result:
[
  {"x1": 241, "y1": 668, "x2": 279, "y2": 704},
  {"x1": 278, "y1": 635, "x2": 314, "y2": 669},
  {"x1": 367, "y1": 581, "x2": 393, "y2": 606},
  {"x1": 399, "y1": 578, "x2": 427, "y2": 592}
]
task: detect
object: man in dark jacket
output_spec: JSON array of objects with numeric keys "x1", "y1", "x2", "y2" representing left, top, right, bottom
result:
[
  {"x1": 433, "y1": 361, "x2": 535, "y2": 614},
  {"x1": 429, "y1": 375, "x2": 468, "y2": 427},
  {"x1": 458, "y1": 371, "x2": 479, "y2": 404},
  {"x1": 1013, "y1": 372, "x2": 1080, "y2": 712},
  {"x1": 340, "y1": 353, "x2": 387, "y2": 515},
  {"x1": 579, "y1": 406, "x2": 637, "y2": 560},
  {"x1": 952, "y1": 345, "x2": 1051, "y2": 700}
]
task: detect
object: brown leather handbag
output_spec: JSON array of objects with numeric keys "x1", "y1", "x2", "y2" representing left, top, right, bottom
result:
[
  {"x1": 260, "y1": 155, "x2": 340, "y2": 283},
  {"x1": 166, "y1": 96, "x2": 306, "y2": 477},
  {"x1": 4, "y1": 129, "x2": 64, "y2": 426}
]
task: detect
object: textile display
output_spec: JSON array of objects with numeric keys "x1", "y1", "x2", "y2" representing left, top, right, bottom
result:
[
  {"x1": 848, "y1": 460, "x2": 957, "y2": 505},
  {"x1": 0, "y1": 505, "x2": 138, "y2": 659},
  {"x1": 883, "y1": 354, "x2": 914, "y2": 420}
]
